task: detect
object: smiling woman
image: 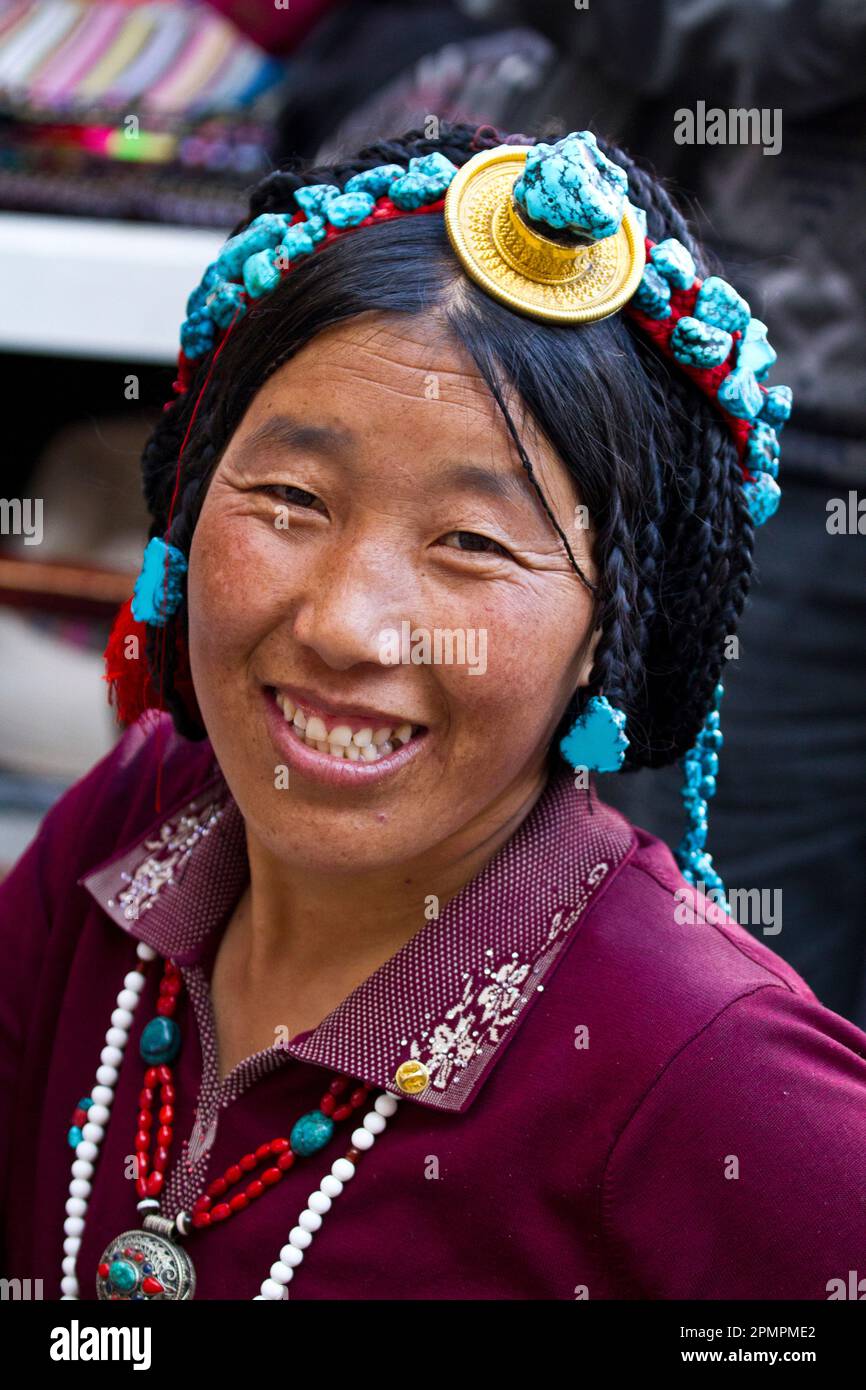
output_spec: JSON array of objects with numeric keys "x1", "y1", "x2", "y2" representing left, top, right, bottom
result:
[{"x1": 2, "y1": 122, "x2": 866, "y2": 1305}]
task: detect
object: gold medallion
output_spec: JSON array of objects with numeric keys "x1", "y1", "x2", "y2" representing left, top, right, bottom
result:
[{"x1": 443, "y1": 146, "x2": 645, "y2": 324}]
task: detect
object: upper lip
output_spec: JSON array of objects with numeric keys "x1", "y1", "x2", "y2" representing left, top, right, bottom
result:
[{"x1": 266, "y1": 681, "x2": 426, "y2": 728}]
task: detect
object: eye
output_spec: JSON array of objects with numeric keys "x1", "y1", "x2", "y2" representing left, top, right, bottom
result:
[
  {"x1": 439, "y1": 530, "x2": 512, "y2": 558},
  {"x1": 260, "y1": 484, "x2": 326, "y2": 514}
]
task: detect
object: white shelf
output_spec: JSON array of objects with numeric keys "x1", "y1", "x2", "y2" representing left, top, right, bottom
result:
[{"x1": 0, "y1": 212, "x2": 224, "y2": 363}]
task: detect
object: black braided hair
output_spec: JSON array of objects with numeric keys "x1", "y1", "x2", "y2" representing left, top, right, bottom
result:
[{"x1": 139, "y1": 119, "x2": 754, "y2": 773}]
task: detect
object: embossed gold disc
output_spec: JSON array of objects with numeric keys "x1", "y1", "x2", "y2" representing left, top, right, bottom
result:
[{"x1": 443, "y1": 145, "x2": 645, "y2": 324}]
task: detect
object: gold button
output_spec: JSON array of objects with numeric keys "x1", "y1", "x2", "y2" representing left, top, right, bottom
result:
[{"x1": 394, "y1": 1059, "x2": 430, "y2": 1095}]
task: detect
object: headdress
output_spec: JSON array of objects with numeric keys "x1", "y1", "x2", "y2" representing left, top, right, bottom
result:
[{"x1": 106, "y1": 130, "x2": 792, "y2": 905}]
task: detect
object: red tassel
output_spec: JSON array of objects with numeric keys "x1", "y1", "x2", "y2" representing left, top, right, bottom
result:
[{"x1": 103, "y1": 599, "x2": 202, "y2": 729}]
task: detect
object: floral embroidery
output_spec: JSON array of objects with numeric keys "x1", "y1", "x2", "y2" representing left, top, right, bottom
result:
[
  {"x1": 112, "y1": 801, "x2": 225, "y2": 921},
  {"x1": 407, "y1": 865, "x2": 611, "y2": 1092}
]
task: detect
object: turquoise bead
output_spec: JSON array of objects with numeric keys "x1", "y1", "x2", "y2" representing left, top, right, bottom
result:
[
  {"x1": 108, "y1": 1259, "x2": 138, "y2": 1294},
  {"x1": 180, "y1": 309, "x2": 216, "y2": 359},
  {"x1": 693, "y1": 275, "x2": 750, "y2": 334},
  {"x1": 745, "y1": 420, "x2": 780, "y2": 478},
  {"x1": 324, "y1": 190, "x2": 375, "y2": 228},
  {"x1": 67, "y1": 1125, "x2": 83, "y2": 1149},
  {"x1": 389, "y1": 171, "x2": 438, "y2": 210},
  {"x1": 743, "y1": 471, "x2": 782, "y2": 525},
  {"x1": 344, "y1": 163, "x2": 404, "y2": 197},
  {"x1": 759, "y1": 383, "x2": 792, "y2": 430},
  {"x1": 294, "y1": 184, "x2": 340, "y2": 218},
  {"x1": 650, "y1": 238, "x2": 696, "y2": 289},
  {"x1": 290, "y1": 1110, "x2": 334, "y2": 1156},
  {"x1": 131, "y1": 538, "x2": 187, "y2": 627},
  {"x1": 717, "y1": 365, "x2": 763, "y2": 420},
  {"x1": 216, "y1": 214, "x2": 290, "y2": 280},
  {"x1": 406, "y1": 151, "x2": 458, "y2": 196},
  {"x1": 671, "y1": 316, "x2": 733, "y2": 368},
  {"x1": 513, "y1": 130, "x2": 628, "y2": 242},
  {"x1": 632, "y1": 264, "x2": 671, "y2": 318},
  {"x1": 559, "y1": 694, "x2": 629, "y2": 773},
  {"x1": 206, "y1": 280, "x2": 247, "y2": 329},
  {"x1": 243, "y1": 248, "x2": 281, "y2": 298},
  {"x1": 139, "y1": 1015, "x2": 181, "y2": 1065},
  {"x1": 737, "y1": 318, "x2": 777, "y2": 381}
]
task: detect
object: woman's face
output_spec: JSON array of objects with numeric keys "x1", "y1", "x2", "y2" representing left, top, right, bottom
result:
[{"x1": 188, "y1": 311, "x2": 598, "y2": 875}]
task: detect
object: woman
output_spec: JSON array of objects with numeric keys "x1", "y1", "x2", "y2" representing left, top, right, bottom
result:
[{"x1": 2, "y1": 122, "x2": 864, "y2": 1302}]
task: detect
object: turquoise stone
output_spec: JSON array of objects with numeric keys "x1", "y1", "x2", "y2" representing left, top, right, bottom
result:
[
  {"x1": 290, "y1": 1110, "x2": 334, "y2": 1156},
  {"x1": 513, "y1": 130, "x2": 628, "y2": 242},
  {"x1": 389, "y1": 171, "x2": 439, "y2": 210},
  {"x1": 650, "y1": 238, "x2": 696, "y2": 289},
  {"x1": 745, "y1": 420, "x2": 780, "y2": 478},
  {"x1": 180, "y1": 309, "x2": 216, "y2": 359},
  {"x1": 717, "y1": 365, "x2": 763, "y2": 420},
  {"x1": 216, "y1": 214, "x2": 290, "y2": 279},
  {"x1": 277, "y1": 214, "x2": 326, "y2": 262},
  {"x1": 108, "y1": 1259, "x2": 139, "y2": 1294},
  {"x1": 324, "y1": 190, "x2": 375, "y2": 228},
  {"x1": 737, "y1": 318, "x2": 776, "y2": 380},
  {"x1": 294, "y1": 184, "x2": 340, "y2": 218},
  {"x1": 759, "y1": 383, "x2": 792, "y2": 429},
  {"x1": 243, "y1": 248, "x2": 281, "y2": 297},
  {"x1": 406, "y1": 151, "x2": 458, "y2": 196},
  {"x1": 206, "y1": 280, "x2": 247, "y2": 329},
  {"x1": 131, "y1": 538, "x2": 188, "y2": 627},
  {"x1": 632, "y1": 264, "x2": 671, "y2": 318},
  {"x1": 559, "y1": 695, "x2": 629, "y2": 773},
  {"x1": 344, "y1": 163, "x2": 404, "y2": 197},
  {"x1": 139, "y1": 1015, "x2": 182, "y2": 1065},
  {"x1": 743, "y1": 471, "x2": 782, "y2": 525},
  {"x1": 670, "y1": 316, "x2": 733, "y2": 368},
  {"x1": 186, "y1": 263, "x2": 220, "y2": 317},
  {"x1": 694, "y1": 275, "x2": 750, "y2": 334},
  {"x1": 67, "y1": 1125, "x2": 83, "y2": 1149}
]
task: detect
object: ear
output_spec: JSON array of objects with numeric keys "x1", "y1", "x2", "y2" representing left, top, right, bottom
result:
[{"x1": 574, "y1": 623, "x2": 602, "y2": 690}]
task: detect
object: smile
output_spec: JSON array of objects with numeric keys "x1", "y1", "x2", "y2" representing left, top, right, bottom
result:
[{"x1": 262, "y1": 686, "x2": 429, "y2": 786}]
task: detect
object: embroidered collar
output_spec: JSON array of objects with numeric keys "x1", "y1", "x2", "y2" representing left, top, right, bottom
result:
[{"x1": 79, "y1": 762, "x2": 635, "y2": 1113}]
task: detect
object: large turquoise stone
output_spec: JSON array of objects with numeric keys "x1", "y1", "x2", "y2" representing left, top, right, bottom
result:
[
  {"x1": 737, "y1": 318, "x2": 777, "y2": 381},
  {"x1": 108, "y1": 1259, "x2": 139, "y2": 1293},
  {"x1": 718, "y1": 365, "x2": 763, "y2": 420},
  {"x1": 694, "y1": 275, "x2": 750, "y2": 334},
  {"x1": 512, "y1": 130, "x2": 628, "y2": 242},
  {"x1": 131, "y1": 538, "x2": 187, "y2": 627},
  {"x1": 324, "y1": 190, "x2": 375, "y2": 228},
  {"x1": 139, "y1": 1015, "x2": 181, "y2": 1065},
  {"x1": 290, "y1": 1110, "x2": 334, "y2": 1156}
]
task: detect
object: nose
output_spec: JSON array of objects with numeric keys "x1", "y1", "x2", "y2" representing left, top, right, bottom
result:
[{"x1": 288, "y1": 533, "x2": 415, "y2": 672}]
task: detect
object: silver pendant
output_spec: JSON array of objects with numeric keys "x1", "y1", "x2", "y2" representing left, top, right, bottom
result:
[{"x1": 96, "y1": 1216, "x2": 196, "y2": 1300}]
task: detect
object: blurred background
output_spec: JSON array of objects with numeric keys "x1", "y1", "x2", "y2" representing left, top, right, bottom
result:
[{"x1": 0, "y1": 0, "x2": 864, "y2": 1022}]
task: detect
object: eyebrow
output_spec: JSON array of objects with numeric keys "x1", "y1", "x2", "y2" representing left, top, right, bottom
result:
[
  {"x1": 238, "y1": 414, "x2": 354, "y2": 459},
  {"x1": 235, "y1": 414, "x2": 533, "y2": 507}
]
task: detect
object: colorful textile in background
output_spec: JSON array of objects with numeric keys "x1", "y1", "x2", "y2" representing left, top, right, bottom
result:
[{"x1": 0, "y1": 0, "x2": 291, "y2": 225}]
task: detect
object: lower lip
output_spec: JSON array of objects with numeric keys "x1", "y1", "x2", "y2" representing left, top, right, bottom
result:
[{"x1": 261, "y1": 688, "x2": 429, "y2": 788}]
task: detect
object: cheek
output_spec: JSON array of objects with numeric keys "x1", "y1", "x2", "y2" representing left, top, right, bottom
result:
[
  {"x1": 445, "y1": 582, "x2": 591, "y2": 734},
  {"x1": 187, "y1": 505, "x2": 286, "y2": 669}
]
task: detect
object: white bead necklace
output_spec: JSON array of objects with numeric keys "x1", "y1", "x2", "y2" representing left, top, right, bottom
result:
[{"x1": 59, "y1": 941, "x2": 400, "y2": 1300}]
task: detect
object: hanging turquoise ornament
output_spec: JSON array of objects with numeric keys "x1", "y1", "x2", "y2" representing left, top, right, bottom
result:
[
  {"x1": 674, "y1": 683, "x2": 729, "y2": 913},
  {"x1": 559, "y1": 695, "x2": 630, "y2": 773},
  {"x1": 131, "y1": 538, "x2": 188, "y2": 627}
]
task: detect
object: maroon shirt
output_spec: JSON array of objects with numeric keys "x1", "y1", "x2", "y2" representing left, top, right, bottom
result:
[{"x1": 2, "y1": 713, "x2": 866, "y2": 1300}]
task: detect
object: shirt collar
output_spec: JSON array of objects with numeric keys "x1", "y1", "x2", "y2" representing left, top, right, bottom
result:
[{"x1": 79, "y1": 761, "x2": 635, "y2": 1114}]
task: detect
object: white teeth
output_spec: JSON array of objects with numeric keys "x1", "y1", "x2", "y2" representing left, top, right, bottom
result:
[{"x1": 275, "y1": 693, "x2": 419, "y2": 762}]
